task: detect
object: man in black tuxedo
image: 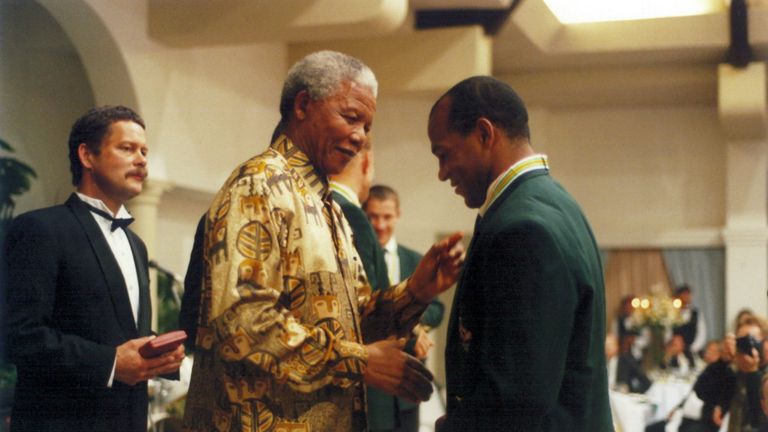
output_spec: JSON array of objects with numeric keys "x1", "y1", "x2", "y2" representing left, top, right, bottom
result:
[
  {"x1": 672, "y1": 284, "x2": 707, "y2": 361},
  {"x1": 2, "y1": 105, "x2": 184, "y2": 432}
]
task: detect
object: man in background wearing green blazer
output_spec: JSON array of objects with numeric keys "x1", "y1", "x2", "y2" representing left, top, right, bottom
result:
[
  {"x1": 428, "y1": 76, "x2": 613, "y2": 431},
  {"x1": 329, "y1": 144, "x2": 399, "y2": 432},
  {"x1": 365, "y1": 185, "x2": 446, "y2": 432}
]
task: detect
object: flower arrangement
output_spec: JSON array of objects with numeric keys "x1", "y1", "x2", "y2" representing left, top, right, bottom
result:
[{"x1": 629, "y1": 283, "x2": 684, "y2": 330}]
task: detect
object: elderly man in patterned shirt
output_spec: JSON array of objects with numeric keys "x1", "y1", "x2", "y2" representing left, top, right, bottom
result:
[{"x1": 183, "y1": 50, "x2": 464, "y2": 432}]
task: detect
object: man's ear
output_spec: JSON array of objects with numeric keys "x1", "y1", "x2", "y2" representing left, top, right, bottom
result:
[
  {"x1": 293, "y1": 90, "x2": 311, "y2": 121},
  {"x1": 476, "y1": 117, "x2": 495, "y2": 148},
  {"x1": 78, "y1": 143, "x2": 94, "y2": 170},
  {"x1": 359, "y1": 150, "x2": 371, "y2": 175}
]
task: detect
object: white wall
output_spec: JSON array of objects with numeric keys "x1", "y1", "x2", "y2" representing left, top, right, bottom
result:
[
  {"x1": 147, "y1": 41, "x2": 287, "y2": 275},
  {"x1": 155, "y1": 188, "x2": 212, "y2": 278},
  {"x1": 535, "y1": 105, "x2": 726, "y2": 247},
  {"x1": 141, "y1": 43, "x2": 286, "y2": 193},
  {"x1": 0, "y1": 1, "x2": 94, "y2": 215}
]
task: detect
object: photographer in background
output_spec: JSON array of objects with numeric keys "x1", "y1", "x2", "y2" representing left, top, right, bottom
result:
[{"x1": 694, "y1": 316, "x2": 765, "y2": 432}]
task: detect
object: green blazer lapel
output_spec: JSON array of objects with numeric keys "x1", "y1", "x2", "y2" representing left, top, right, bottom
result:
[
  {"x1": 396, "y1": 246, "x2": 419, "y2": 280},
  {"x1": 66, "y1": 194, "x2": 140, "y2": 339}
]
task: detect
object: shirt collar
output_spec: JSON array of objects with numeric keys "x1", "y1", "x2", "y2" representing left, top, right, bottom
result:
[
  {"x1": 76, "y1": 192, "x2": 132, "y2": 219},
  {"x1": 329, "y1": 181, "x2": 360, "y2": 207},
  {"x1": 384, "y1": 236, "x2": 398, "y2": 254},
  {"x1": 478, "y1": 154, "x2": 549, "y2": 217},
  {"x1": 270, "y1": 134, "x2": 329, "y2": 200}
]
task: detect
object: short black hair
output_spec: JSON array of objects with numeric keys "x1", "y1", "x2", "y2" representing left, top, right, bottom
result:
[
  {"x1": 675, "y1": 284, "x2": 692, "y2": 297},
  {"x1": 68, "y1": 105, "x2": 145, "y2": 186},
  {"x1": 432, "y1": 75, "x2": 530, "y2": 141}
]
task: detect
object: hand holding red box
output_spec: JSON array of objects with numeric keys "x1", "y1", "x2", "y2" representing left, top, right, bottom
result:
[{"x1": 139, "y1": 330, "x2": 187, "y2": 358}]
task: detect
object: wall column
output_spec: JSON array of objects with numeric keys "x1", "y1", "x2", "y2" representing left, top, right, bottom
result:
[
  {"x1": 128, "y1": 178, "x2": 172, "y2": 331},
  {"x1": 718, "y1": 62, "x2": 768, "y2": 324}
]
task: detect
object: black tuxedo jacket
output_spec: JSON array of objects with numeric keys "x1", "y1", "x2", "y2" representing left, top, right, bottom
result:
[{"x1": 3, "y1": 193, "x2": 151, "y2": 432}]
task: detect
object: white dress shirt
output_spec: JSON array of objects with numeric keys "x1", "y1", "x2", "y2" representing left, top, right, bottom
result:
[
  {"x1": 76, "y1": 193, "x2": 139, "y2": 386},
  {"x1": 383, "y1": 237, "x2": 400, "y2": 285}
]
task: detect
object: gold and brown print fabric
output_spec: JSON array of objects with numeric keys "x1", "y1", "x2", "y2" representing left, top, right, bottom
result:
[{"x1": 183, "y1": 136, "x2": 427, "y2": 432}]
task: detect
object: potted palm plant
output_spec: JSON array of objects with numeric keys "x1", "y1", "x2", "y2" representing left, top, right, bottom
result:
[
  {"x1": 0, "y1": 138, "x2": 37, "y2": 242},
  {"x1": 0, "y1": 137, "x2": 36, "y2": 428}
]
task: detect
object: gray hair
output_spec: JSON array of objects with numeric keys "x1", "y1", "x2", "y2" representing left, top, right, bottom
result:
[{"x1": 279, "y1": 50, "x2": 378, "y2": 121}]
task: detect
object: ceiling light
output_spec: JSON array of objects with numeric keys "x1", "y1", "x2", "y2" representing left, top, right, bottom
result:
[{"x1": 543, "y1": 0, "x2": 725, "y2": 24}]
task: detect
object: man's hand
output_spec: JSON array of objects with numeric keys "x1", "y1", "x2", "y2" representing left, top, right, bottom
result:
[
  {"x1": 114, "y1": 335, "x2": 185, "y2": 386},
  {"x1": 734, "y1": 348, "x2": 760, "y2": 373},
  {"x1": 364, "y1": 338, "x2": 434, "y2": 403},
  {"x1": 408, "y1": 232, "x2": 464, "y2": 303},
  {"x1": 413, "y1": 327, "x2": 434, "y2": 360},
  {"x1": 713, "y1": 405, "x2": 723, "y2": 426},
  {"x1": 722, "y1": 333, "x2": 736, "y2": 362}
]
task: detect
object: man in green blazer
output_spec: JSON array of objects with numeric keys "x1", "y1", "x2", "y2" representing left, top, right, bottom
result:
[
  {"x1": 364, "y1": 185, "x2": 445, "y2": 342},
  {"x1": 364, "y1": 185, "x2": 446, "y2": 431},
  {"x1": 329, "y1": 147, "x2": 389, "y2": 294},
  {"x1": 329, "y1": 145, "x2": 398, "y2": 432},
  {"x1": 428, "y1": 76, "x2": 613, "y2": 431}
]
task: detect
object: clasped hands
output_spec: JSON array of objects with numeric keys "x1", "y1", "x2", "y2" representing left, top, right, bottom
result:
[
  {"x1": 114, "y1": 335, "x2": 185, "y2": 386},
  {"x1": 363, "y1": 232, "x2": 465, "y2": 402},
  {"x1": 364, "y1": 338, "x2": 433, "y2": 402}
]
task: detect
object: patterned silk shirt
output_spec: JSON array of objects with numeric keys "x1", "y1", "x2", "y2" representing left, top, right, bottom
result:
[{"x1": 183, "y1": 136, "x2": 427, "y2": 432}]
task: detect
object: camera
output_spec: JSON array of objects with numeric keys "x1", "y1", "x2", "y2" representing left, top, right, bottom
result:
[{"x1": 736, "y1": 334, "x2": 762, "y2": 355}]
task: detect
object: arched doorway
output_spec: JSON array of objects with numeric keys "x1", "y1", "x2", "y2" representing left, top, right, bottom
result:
[{"x1": 0, "y1": 0, "x2": 97, "y2": 213}]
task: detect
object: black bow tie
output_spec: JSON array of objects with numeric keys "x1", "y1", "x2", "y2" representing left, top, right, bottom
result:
[{"x1": 85, "y1": 204, "x2": 134, "y2": 232}]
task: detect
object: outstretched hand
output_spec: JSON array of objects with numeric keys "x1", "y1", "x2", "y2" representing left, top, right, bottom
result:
[
  {"x1": 364, "y1": 338, "x2": 434, "y2": 403},
  {"x1": 408, "y1": 231, "x2": 465, "y2": 303},
  {"x1": 115, "y1": 335, "x2": 185, "y2": 386}
]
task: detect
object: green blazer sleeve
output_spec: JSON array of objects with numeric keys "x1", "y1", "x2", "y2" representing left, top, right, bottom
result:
[
  {"x1": 332, "y1": 191, "x2": 390, "y2": 291},
  {"x1": 399, "y1": 245, "x2": 444, "y2": 328}
]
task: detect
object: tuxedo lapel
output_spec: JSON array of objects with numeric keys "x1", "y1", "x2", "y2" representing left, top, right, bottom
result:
[
  {"x1": 126, "y1": 231, "x2": 151, "y2": 336},
  {"x1": 66, "y1": 194, "x2": 139, "y2": 339}
]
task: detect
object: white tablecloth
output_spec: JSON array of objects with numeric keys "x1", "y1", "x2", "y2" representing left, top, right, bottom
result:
[
  {"x1": 611, "y1": 379, "x2": 694, "y2": 432},
  {"x1": 645, "y1": 380, "x2": 693, "y2": 423},
  {"x1": 610, "y1": 390, "x2": 655, "y2": 432}
]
